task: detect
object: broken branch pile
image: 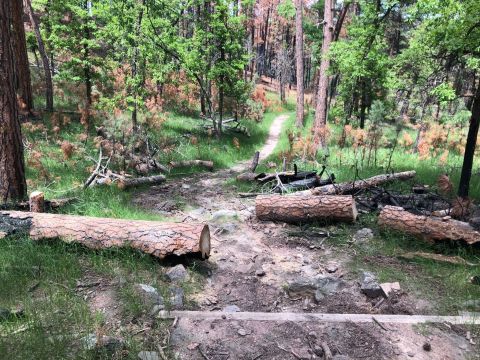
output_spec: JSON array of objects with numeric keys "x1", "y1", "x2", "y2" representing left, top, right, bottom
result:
[{"x1": 0, "y1": 211, "x2": 211, "y2": 259}]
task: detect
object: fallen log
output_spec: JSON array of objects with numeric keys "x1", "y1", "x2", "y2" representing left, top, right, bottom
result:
[
  {"x1": 169, "y1": 160, "x2": 214, "y2": 171},
  {"x1": 378, "y1": 206, "x2": 480, "y2": 245},
  {"x1": 256, "y1": 194, "x2": 357, "y2": 223},
  {"x1": 236, "y1": 151, "x2": 261, "y2": 181},
  {"x1": 297, "y1": 171, "x2": 416, "y2": 196},
  {"x1": 0, "y1": 211, "x2": 211, "y2": 259},
  {"x1": 117, "y1": 175, "x2": 166, "y2": 190}
]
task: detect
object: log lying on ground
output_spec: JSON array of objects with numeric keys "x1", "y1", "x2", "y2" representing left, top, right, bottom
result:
[
  {"x1": 295, "y1": 171, "x2": 416, "y2": 196},
  {"x1": 169, "y1": 160, "x2": 214, "y2": 171},
  {"x1": 236, "y1": 151, "x2": 261, "y2": 181},
  {"x1": 0, "y1": 211, "x2": 211, "y2": 259},
  {"x1": 117, "y1": 175, "x2": 166, "y2": 190},
  {"x1": 256, "y1": 194, "x2": 357, "y2": 223},
  {"x1": 378, "y1": 206, "x2": 480, "y2": 245}
]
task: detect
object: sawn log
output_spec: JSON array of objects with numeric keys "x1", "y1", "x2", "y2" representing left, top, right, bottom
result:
[
  {"x1": 0, "y1": 211, "x2": 211, "y2": 259},
  {"x1": 256, "y1": 194, "x2": 357, "y2": 223},
  {"x1": 378, "y1": 206, "x2": 480, "y2": 245}
]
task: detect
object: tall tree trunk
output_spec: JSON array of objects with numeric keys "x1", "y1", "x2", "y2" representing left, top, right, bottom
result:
[
  {"x1": 312, "y1": 0, "x2": 333, "y2": 152},
  {"x1": 131, "y1": 0, "x2": 145, "y2": 131},
  {"x1": 24, "y1": 0, "x2": 53, "y2": 111},
  {"x1": 0, "y1": 0, "x2": 27, "y2": 203},
  {"x1": 295, "y1": 0, "x2": 304, "y2": 128},
  {"x1": 359, "y1": 79, "x2": 367, "y2": 129},
  {"x1": 12, "y1": 0, "x2": 33, "y2": 112},
  {"x1": 458, "y1": 84, "x2": 480, "y2": 198}
]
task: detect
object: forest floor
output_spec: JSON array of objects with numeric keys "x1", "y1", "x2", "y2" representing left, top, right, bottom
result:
[
  {"x1": 2, "y1": 112, "x2": 480, "y2": 360},
  {"x1": 127, "y1": 114, "x2": 479, "y2": 359}
]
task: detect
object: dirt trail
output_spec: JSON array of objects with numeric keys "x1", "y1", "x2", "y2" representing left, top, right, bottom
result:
[{"x1": 132, "y1": 114, "x2": 476, "y2": 360}]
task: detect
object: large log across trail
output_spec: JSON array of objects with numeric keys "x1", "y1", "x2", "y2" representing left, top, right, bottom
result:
[
  {"x1": 0, "y1": 211, "x2": 211, "y2": 259},
  {"x1": 256, "y1": 194, "x2": 357, "y2": 223},
  {"x1": 378, "y1": 206, "x2": 480, "y2": 245},
  {"x1": 296, "y1": 171, "x2": 416, "y2": 196}
]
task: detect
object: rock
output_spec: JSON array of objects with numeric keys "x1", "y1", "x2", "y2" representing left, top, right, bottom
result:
[
  {"x1": 181, "y1": 184, "x2": 191, "y2": 189},
  {"x1": 218, "y1": 223, "x2": 238, "y2": 234},
  {"x1": 353, "y1": 228, "x2": 374, "y2": 243},
  {"x1": 168, "y1": 285, "x2": 184, "y2": 309},
  {"x1": 288, "y1": 275, "x2": 344, "y2": 302},
  {"x1": 166, "y1": 264, "x2": 188, "y2": 282},
  {"x1": 237, "y1": 328, "x2": 247, "y2": 336},
  {"x1": 211, "y1": 210, "x2": 238, "y2": 223},
  {"x1": 223, "y1": 305, "x2": 240, "y2": 313},
  {"x1": 407, "y1": 351, "x2": 415, "y2": 357},
  {"x1": 423, "y1": 342, "x2": 431, "y2": 351},
  {"x1": 380, "y1": 282, "x2": 401, "y2": 298},
  {"x1": 134, "y1": 284, "x2": 164, "y2": 308},
  {"x1": 138, "y1": 351, "x2": 160, "y2": 360},
  {"x1": 82, "y1": 334, "x2": 124, "y2": 352},
  {"x1": 0, "y1": 231, "x2": 7, "y2": 239},
  {"x1": 255, "y1": 269, "x2": 266, "y2": 277},
  {"x1": 325, "y1": 262, "x2": 339, "y2": 273},
  {"x1": 360, "y1": 271, "x2": 383, "y2": 298}
]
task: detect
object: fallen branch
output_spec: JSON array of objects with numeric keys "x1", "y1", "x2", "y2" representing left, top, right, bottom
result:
[
  {"x1": 296, "y1": 171, "x2": 416, "y2": 196},
  {"x1": 256, "y1": 194, "x2": 357, "y2": 224},
  {"x1": 117, "y1": 175, "x2": 166, "y2": 190},
  {"x1": 0, "y1": 211, "x2": 211, "y2": 259},
  {"x1": 378, "y1": 206, "x2": 480, "y2": 245},
  {"x1": 399, "y1": 252, "x2": 478, "y2": 266}
]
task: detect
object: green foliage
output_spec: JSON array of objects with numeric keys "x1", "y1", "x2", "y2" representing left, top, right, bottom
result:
[{"x1": 277, "y1": 0, "x2": 296, "y2": 19}]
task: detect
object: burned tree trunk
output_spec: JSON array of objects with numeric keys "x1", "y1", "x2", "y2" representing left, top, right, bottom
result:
[
  {"x1": 0, "y1": 211, "x2": 211, "y2": 259},
  {"x1": 294, "y1": 0, "x2": 304, "y2": 127},
  {"x1": 12, "y1": 0, "x2": 33, "y2": 112},
  {"x1": 256, "y1": 194, "x2": 357, "y2": 223},
  {"x1": 378, "y1": 206, "x2": 480, "y2": 245},
  {"x1": 0, "y1": 0, "x2": 27, "y2": 204}
]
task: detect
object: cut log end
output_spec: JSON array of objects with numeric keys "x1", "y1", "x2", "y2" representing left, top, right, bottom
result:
[
  {"x1": 200, "y1": 225, "x2": 211, "y2": 259},
  {"x1": 29, "y1": 191, "x2": 45, "y2": 213}
]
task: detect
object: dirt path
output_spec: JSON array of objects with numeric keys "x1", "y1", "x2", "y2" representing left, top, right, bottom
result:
[
  {"x1": 131, "y1": 115, "x2": 476, "y2": 360},
  {"x1": 231, "y1": 113, "x2": 289, "y2": 172}
]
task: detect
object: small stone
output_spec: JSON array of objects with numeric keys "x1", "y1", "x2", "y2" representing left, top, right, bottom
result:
[
  {"x1": 393, "y1": 348, "x2": 401, "y2": 355},
  {"x1": 181, "y1": 184, "x2": 191, "y2": 189},
  {"x1": 423, "y1": 342, "x2": 431, "y2": 352},
  {"x1": 353, "y1": 228, "x2": 374, "y2": 243},
  {"x1": 166, "y1": 264, "x2": 188, "y2": 282},
  {"x1": 219, "y1": 223, "x2": 238, "y2": 234},
  {"x1": 187, "y1": 343, "x2": 199, "y2": 350},
  {"x1": 0, "y1": 231, "x2": 7, "y2": 239},
  {"x1": 326, "y1": 262, "x2": 339, "y2": 273},
  {"x1": 308, "y1": 331, "x2": 317, "y2": 338},
  {"x1": 138, "y1": 351, "x2": 160, "y2": 360},
  {"x1": 380, "y1": 282, "x2": 401, "y2": 298},
  {"x1": 255, "y1": 269, "x2": 266, "y2": 277},
  {"x1": 168, "y1": 285, "x2": 184, "y2": 309},
  {"x1": 223, "y1": 305, "x2": 240, "y2": 313},
  {"x1": 407, "y1": 351, "x2": 415, "y2": 357},
  {"x1": 134, "y1": 284, "x2": 164, "y2": 307},
  {"x1": 237, "y1": 328, "x2": 247, "y2": 336},
  {"x1": 221, "y1": 314, "x2": 227, "y2": 319},
  {"x1": 360, "y1": 271, "x2": 383, "y2": 298}
]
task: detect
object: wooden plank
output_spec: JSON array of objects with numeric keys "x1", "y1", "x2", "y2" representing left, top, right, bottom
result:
[{"x1": 157, "y1": 310, "x2": 480, "y2": 325}]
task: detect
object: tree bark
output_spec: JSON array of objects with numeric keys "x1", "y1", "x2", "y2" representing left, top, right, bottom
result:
[
  {"x1": 296, "y1": 171, "x2": 416, "y2": 196},
  {"x1": 255, "y1": 194, "x2": 357, "y2": 223},
  {"x1": 295, "y1": 0, "x2": 304, "y2": 127},
  {"x1": 458, "y1": 84, "x2": 480, "y2": 198},
  {"x1": 0, "y1": 0, "x2": 27, "y2": 204},
  {"x1": 117, "y1": 175, "x2": 166, "y2": 190},
  {"x1": 378, "y1": 206, "x2": 480, "y2": 245},
  {"x1": 0, "y1": 211, "x2": 211, "y2": 259},
  {"x1": 312, "y1": 0, "x2": 333, "y2": 151},
  {"x1": 24, "y1": 0, "x2": 53, "y2": 111},
  {"x1": 12, "y1": 0, "x2": 33, "y2": 112}
]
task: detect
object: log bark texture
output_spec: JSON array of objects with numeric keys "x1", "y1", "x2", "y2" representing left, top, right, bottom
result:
[
  {"x1": 378, "y1": 206, "x2": 480, "y2": 245},
  {"x1": 296, "y1": 171, "x2": 416, "y2": 196},
  {"x1": 0, "y1": 211, "x2": 211, "y2": 259},
  {"x1": 256, "y1": 194, "x2": 357, "y2": 223}
]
